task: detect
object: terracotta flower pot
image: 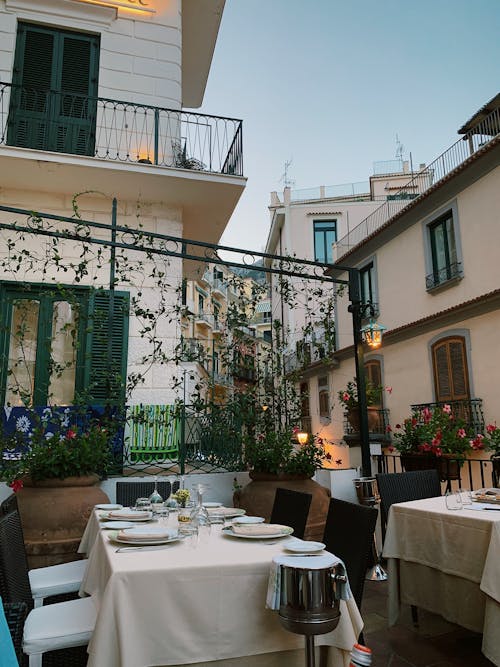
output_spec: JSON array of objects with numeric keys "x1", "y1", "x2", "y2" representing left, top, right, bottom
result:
[
  {"x1": 234, "y1": 473, "x2": 330, "y2": 542},
  {"x1": 16, "y1": 474, "x2": 109, "y2": 568},
  {"x1": 346, "y1": 407, "x2": 381, "y2": 432}
]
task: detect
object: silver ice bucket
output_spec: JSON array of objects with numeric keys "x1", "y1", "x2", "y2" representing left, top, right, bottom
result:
[
  {"x1": 278, "y1": 563, "x2": 345, "y2": 636},
  {"x1": 353, "y1": 476, "x2": 379, "y2": 506}
]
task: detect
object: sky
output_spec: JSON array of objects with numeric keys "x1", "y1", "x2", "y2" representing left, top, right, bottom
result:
[{"x1": 199, "y1": 0, "x2": 500, "y2": 255}]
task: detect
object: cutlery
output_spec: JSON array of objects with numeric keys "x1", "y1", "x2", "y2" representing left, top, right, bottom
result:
[{"x1": 115, "y1": 545, "x2": 171, "y2": 552}]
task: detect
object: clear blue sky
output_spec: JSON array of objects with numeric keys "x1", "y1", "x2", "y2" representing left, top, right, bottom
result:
[{"x1": 200, "y1": 0, "x2": 500, "y2": 254}]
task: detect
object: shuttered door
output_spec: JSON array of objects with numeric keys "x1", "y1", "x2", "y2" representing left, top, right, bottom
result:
[
  {"x1": 366, "y1": 360, "x2": 382, "y2": 408},
  {"x1": 432, "y1": 337, "x2": 470, "y2": 402},
  {"x1": 8, "y1": 23, "x2": 99, "y2": 155},
  {"x1": 84, "y1": 291, "x2": 130, "y2": 405}
]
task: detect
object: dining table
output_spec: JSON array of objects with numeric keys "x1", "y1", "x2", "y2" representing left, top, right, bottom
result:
[
  {"x1": 382, "y1": 494, "x2": 500, "y2": 666},
  {"x1": 78, "y1": 509, "x2": 363, "y2": 667}
]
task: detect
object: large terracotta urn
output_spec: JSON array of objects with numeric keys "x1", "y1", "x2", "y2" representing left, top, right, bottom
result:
[
  {"x1": 234, "y1": 473, "x2": 331, "y2": 542},
  {"x1": 346, "y1": 407, "x2": 381, "y2": 432},
  {"x1": 16, "y1": 474, "x2": 109, "y2": 568}
]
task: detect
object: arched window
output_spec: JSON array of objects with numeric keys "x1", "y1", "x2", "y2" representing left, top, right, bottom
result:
[
  {"x1": 365, "y1": 359, "x2": 383, "y2": 408},
  {"x1": 431, "y1": 336, "x2": 469, "y2": 402}
]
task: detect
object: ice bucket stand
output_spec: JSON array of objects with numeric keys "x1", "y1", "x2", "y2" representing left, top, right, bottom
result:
[{"x1": 353, "y1": 477, "x2": 387, "y2": 581}]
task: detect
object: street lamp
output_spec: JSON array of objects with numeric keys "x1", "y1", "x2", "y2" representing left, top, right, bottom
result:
[
  {"x1": 348, "y1": 269, "x2": 386, "y2": 477},
  {"x1": 296, "y1": 431, "x2": 309, "y2": 446}
]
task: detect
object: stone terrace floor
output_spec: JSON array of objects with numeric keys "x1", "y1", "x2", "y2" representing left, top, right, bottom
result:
[{"x1": 362, "y1": 578, "x2": 495, "y2": 667}]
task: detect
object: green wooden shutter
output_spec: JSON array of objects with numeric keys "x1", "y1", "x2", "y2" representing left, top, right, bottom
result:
[
  {"x1": 7, "y1": 23, "x2": 99, "y2": 156},
  {"x1": 84, "y1": 291, "x2": 129, "y2": 405}
]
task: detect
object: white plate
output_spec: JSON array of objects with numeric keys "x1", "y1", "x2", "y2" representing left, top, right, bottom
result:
[
  {"x1": 102, "y1": 510, "x2": 153, "y2": 522},
  {"x1": 217, "y1": 508, "x2": 246, "y2": 519},
  {"x1": 108, "y1": 532, "x2": 184, "y2": 547},
  {"x1": 284, "y1": 539, "x2": 326, "y2": 554},
  {"x1": 203, "y1": 502, "x2": 223, "y2": 508},
  {"x1": 100, "y1": 521, "x2": 136, "y2": 530},
  {"x1": 233, "y1": 516, "x2": 265, "y2": 524},
  {"x1": 95, "y1": 503, "x2": 123, "y2": 510},
  {"x1": 222, "y1": 526, "x2": 293, "y2": 540}
]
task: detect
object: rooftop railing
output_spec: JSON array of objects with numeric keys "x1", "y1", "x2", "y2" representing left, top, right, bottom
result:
[
  {"x1": 290, "y1": 181, "x2": 369, "y2": 202},
  {"x1": 333, "y1": 106, "x2": 500, "y2": 260},
  {"x1": 0, "y1": 82, "x2": 243, "y2": 176}
]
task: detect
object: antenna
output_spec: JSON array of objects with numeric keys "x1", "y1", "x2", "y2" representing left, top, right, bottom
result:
[
  {"x1": 279, "y1": 158, "x2": 295, "y2": 188},
  {"x1": 395, "y1": 134, "x2": 404, "y2": 161}
]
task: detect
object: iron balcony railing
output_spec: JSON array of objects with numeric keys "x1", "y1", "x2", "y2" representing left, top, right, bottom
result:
[
  {"x1": 425, "y1": 261, "x2": 463, "y2": 290},
  {"x1": 333, "y1": 105, "x2": 500, "y2": 260},
  {"x1": 410, "y1": 398, "x2": 485, "y2": 434},
  {"x1": 343, "y1": 408, "x2": 391, "y2": 440},
  {"x1": 0, "y1": 82, "x2": 243, "y2": 176}
]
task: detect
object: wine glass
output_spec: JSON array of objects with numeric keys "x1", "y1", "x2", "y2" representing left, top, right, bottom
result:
[
  {"x1": 135, "y1": 497, "x2": 152, "y2": 512},
  {"x1": 148, "y1": 476, "x2": 163, "y2": 512},
  {"x1": 445, "y1": 490, "x2": 463, "y2": 510}
]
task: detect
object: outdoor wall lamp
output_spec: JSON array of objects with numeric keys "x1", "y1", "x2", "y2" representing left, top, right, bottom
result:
[
  {"x1": 296, "y1": 431, "x2": 309, "y2": 446},
  {"x1": 360, "y1": 318, "x2": 387, "y2": 349}
]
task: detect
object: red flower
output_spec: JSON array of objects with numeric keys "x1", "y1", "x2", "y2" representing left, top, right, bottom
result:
[
  {"x1": 9, "y1": 479, "x2": 24, "y2": 493},
  {"x1": 470, "y1": 434, "x2": 485, "y2": 450},
  {"x1": 487, "y1": 423, "x2": 497, "y2": 434},
  {"x1": 292, "y1": 426, "x2": 299, "y2": 434},
  {"x1": 457, "y1": 428, "x2": 466, "y2": 438},
  {"x1": 385, "y1": 424, "x2": 392, "y2": 433},
  {"x1": 422, "y1": 407, "x2": 432, "y2": 424},
  {"x1": 387, "y1": 445, "x2": 395, "y2": 453},
  {"x1": 66, "y1": 429, "x2": 77, "y2": 440}
]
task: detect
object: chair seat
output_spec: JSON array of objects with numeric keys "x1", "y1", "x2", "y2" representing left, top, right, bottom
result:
[
  {"x1": 29, "y1": 560, "x2": 87, "y2": 603},
  {"x1": 23, "y1": 596, "x2": 96, "y2": 655}
]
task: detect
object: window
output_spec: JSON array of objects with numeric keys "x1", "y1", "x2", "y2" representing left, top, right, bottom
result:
[
  {"x1": 300, "y1": 381, "x2": 311, "y2": 431},
  {"x1": 365, "y1": 360, "x2": 382, "y2": 408},
  {"x1": 313, "y1": 220, "x2": 337, "y2": 263},
  {"x1": 360, "y1": 262, "x2": 375, "y2": 308},
  {"x1": 432, "y1": 336, "x2": 469, "y2": 403},
  {"x1": 318, "y1": 375, "x2": 330, "y2": 418},
  {"x1": 8, "y1": 22, "x2": 100, "y2": 155},
  {"x1": 198, "y1": 294, "x2": 205, "y2": 314},
  {"x1": 0, "y1": 285, "x2": 129, "y2": 406},
  {"x1": 427, "y1": 211, "x2": 461, "y2": 289}
]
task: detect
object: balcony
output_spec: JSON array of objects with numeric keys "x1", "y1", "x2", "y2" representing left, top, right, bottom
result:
[
  {"x1": 194, "y1": 311, "x2": 214, "y2": 328},
  {"x1": 410, "y1": 398, "x2": 484, "y2": 433},
  {"x1": 343, "y1": 408, "x2": 391, "y2": 445},
  {"x1": 0, "y1": 82, "x2": 243, "y2": 175},
  {"x1": 425, "y1": 261, "x2": 463, "y2": 290}
]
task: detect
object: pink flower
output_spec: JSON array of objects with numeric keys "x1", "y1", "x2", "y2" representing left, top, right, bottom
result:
[
  {"x1": 385, "y1": 386, "x2": 393, "y2": 394},
  {"x1": 422, "y1": 407, "x2": 432, "y2": 424},
  {"x1": 385, "y1": 424, "x2": 392, "y2": 433},
  {"x1": 470, "y1": 434, "x2": 485, "y2": 450},
  {"x1": 317, "y1": 437, "x2": 323, "y2": 444},
  {"x1": 433, "y1": 446, "x2": 442, "y2": 457},
  {"x1": 292, "y1": 426, "x2": 299, "y2": 434},
  {"x1": 457, "y1": 428, "x2": 466, "y2": 438},
  {"x1": 66, "y1": 429, "x2": 77, "y2": 439},
  {"x1": 442, "y1": 404, "x2": 452, "y2": 414},
  {"x1": 342, "y1": 392, "x2": 350, "y2": 403},
  {"x1": 487, "y1": 423, "x2": 497, "y2": 434},
  {"x1": 395, "y1": 423, "x2": 401, "y2": 430},
  {"x1": 419, "y1": 442, "x2": 432, "y2": 452},
  {"x1": 387, "y1": 445, "x2": 395, "y2": 453},
  {"x1": 10, "y1": 479, "x2": 24, "y2": 493}
]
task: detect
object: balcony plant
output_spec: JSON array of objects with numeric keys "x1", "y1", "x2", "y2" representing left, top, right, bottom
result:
[
  {"x1": 483, "y1": 423, "x2": 500, "y2": 484},
  {"x1": 337, "y1": 378, "x2": 383, "y2": 431},
  {"x1": 388, "y1": 405, "x2": 479, "y2": 480}
]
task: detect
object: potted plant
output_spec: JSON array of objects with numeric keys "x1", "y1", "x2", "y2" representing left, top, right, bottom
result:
[
  {"x1": 236, "y1": 426, "x2": 332, "y2": 541},
  {"x1": 337, "y1": 378, "x2": 383, "y2": 432},
  {"x1": 0, "y1": 408, "x2": 116, "y2": 567},
  {"x1": 483, "y1": 423, "x2": 500, "y2": 484},
  {"x1": 388, "y1": 405, "x2": 480, "y2": 480}
]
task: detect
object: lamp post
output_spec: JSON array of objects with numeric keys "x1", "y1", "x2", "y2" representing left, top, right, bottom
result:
[{"x1": 348, "y1": 269, "x2": 385, "y2": 478}]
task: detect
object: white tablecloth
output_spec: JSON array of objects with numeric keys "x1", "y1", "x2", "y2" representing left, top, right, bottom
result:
[
  {"x1": 382, "y1": 496, "x2": 500, "y2": 666},
  {"x1": 80, "y1": 513, "x2": 363, "y2": 667}
]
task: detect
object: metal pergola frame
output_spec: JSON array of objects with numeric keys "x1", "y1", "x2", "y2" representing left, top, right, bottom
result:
[{"x1": 0, "y1": 198, "x2": 373, "y2": 476}]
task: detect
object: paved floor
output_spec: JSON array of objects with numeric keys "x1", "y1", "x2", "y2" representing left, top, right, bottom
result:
[{"x1": 362, "y1": 578, "x2": 495, "y2": 667}]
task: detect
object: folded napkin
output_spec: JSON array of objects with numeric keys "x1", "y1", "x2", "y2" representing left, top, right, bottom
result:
[
  {"x1": 107, "y1": 510, "x2": 151, "y2": 520},
  {"x1": 206, "y1": 506, "x2": 242, "y2": 516},
  {"x1": 266, "y1": 553, "x2": 351, "y2": 610},
  {"x1": 231, "y1": 523, "x2": 292, "y2": 536},
  {"x1": 117, "y1": 527, "x2": 177, "y2": 542}
]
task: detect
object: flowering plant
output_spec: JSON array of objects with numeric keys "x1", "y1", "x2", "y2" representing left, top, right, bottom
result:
[
  {"x1": 243, "y1": 426, "x2": 332, "y2": 477},
  {"x1": 0, "y1": 409, "x2": 115, "y2": 488},
  {"x1": 389, "y1": 405, "x2": 478, "y2": 457},
  {"x1": 484, "y1": 423, "x2": 500, "y2": 456},
  {"x1": 172, "y1": 488, "x2": 190, "y2": 507},
  {"x1": 337, "y1": 378, "x2": 383, "y2": 411}
]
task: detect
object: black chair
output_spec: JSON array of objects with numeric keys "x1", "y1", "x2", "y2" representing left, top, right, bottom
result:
[
  {"x1": 269, "y1": 487, "x2": 312, "y2": 540},
  {"x1": 1, "y1": 493, "x2": 18, "y2": 516},
  {"x1": 3, "y1": 600, "x2": 28, "y2": 665},
  {"x1": 322, "y1": 498, "x2": 378, "y2": 618},
  {"x1": 115, "y1": 480, "x2": 180, "y2": 507},
  {"x1": 376, "y1": 469, "x2": 441, "y2": 540},
  {"x1": 376, "y1": 469, "x2": 441, "y2": 627}
]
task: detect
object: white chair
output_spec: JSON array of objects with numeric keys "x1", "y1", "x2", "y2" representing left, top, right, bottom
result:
[
  {"x1": 29, "y1": 559, "x2": 87, "y2": 608},
  {"x1": 22, "y1": 596, "x2": 96, "y2": 667}
]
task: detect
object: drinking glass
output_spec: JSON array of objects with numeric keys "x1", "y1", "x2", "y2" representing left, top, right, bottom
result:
[
  {"x1": 135, "y1": 497, "x2": 152, "y2": 511},
  {"x1": 459, "y1": 488, "x2": 473, "y2": 506},
  {"x1": 445, "y1": 490, "x2": 463, "y2": 510},
  {"x1": 183, "y1": 523, "x2": 199, "y2": 549},
  {"x1": 209, "y1": 514, "x2": 225, "y2": 535}
]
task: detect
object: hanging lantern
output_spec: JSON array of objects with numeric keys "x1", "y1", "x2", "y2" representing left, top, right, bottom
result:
[{"x1": 360, "y1": 319, "x2": 387, "y2": 349}]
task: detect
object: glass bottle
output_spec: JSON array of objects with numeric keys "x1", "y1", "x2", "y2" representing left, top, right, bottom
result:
[{"x1": 190, "y1": 484, "x2": 210, "y2": 539}]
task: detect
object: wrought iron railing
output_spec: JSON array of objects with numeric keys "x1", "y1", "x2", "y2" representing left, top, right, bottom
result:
[
  {"x1": 425, "y1": 261, "x2": 463, "y2": 289},
  {"x1": 343, "y1": 408, "x2": 391, "y2": 440},
  {"x1": 0, "y1": 82, "x2": 243, "y2": 176},
  {"x1": 373, "y1": 452, "x2": 495, "y2": 491},
  {"x1": 410, "y1": 398, "x2": 484, "y2": 434},
  {"x1": 333, "y1": 106, "x2": 500, "y2": 259}
]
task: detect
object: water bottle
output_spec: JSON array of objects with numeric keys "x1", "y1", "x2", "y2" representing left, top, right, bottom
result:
[{"x1": 349, "y1": 643, "x2": 372, "y2": 666}]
